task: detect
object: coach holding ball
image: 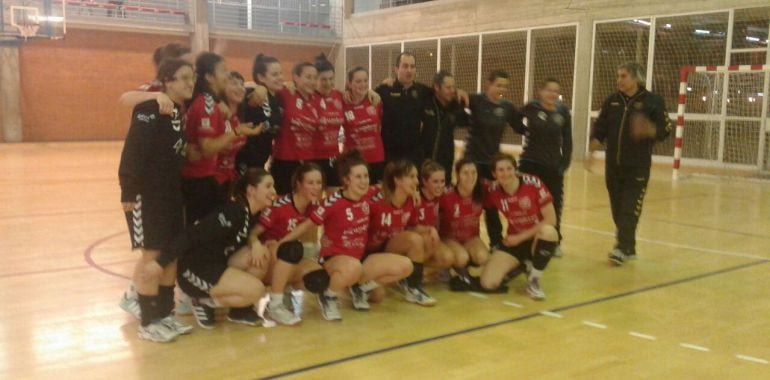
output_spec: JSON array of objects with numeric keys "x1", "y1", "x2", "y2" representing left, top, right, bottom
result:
[{"x1": 587, "y1": 62, "x2": 672, "y2": 266}]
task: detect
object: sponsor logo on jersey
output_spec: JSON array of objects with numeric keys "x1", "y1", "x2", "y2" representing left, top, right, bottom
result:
[
  {"x1": 296, "y1": 98, "x2": 303, "y2": 109},
  {"x1": 538, "y1": 111, "x2": 547, "y2": 121},
  {"x1": 610, "y1": 101, "x2": 620, "y2": 106},
  {"x1": 367, "y1": 106, "x2": 377, "y2": 116},
  {"x1": 136, "y1": 113, "x2": 156, "y2": 123},
  {"x1": 390, "y1": 92, "x2": 401, "y2": 97},
  {"x1": 634, "y1": 101, "x2": 644, "y2": 109},
  {"x1": 333, "y1": 99, "x2": 343, "y2": 109},
  {"x1": 361, "y1": 202, "x2": 369, "y2": 214},
  {"x1": 411, "y1": 90, "x2": 419, "y2": 99},
  {"x1": 424, "y1": 109, "x2": 436, "y2": 116},
  {"x1": 493, "y1": 107, "x2": 505, "y2": 117},
  {"x1": 201, "y1": 118, "x2": 211, "y2": 130},
  {"x1": 518, "y1": 197, "x2": 532, "y2": 210}
]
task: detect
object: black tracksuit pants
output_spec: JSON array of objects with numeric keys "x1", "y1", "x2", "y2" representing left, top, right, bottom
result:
[{"x1": 605, "y1": 164, "x2": 650, "y2": 254}]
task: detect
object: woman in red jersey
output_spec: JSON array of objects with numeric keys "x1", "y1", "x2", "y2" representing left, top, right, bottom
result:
[
  {"x1": 249, "y1": 163, "x2": 327, "y2": 325},
  {"x1": 414, "y1": 160, "x2": 456, "y2": 273},
  {"x1": 480, "y1": 153, "x2": 558, "y2": 300},
  {"x1": 270, "y1": 62, "x2": 320, "y2": 195},
  {"x1": 439, "y1": 158, "x2": 489, "y2": 289},
  {"x1": 183, "y1": 53, "x2": 241, "y2": 224},
  {"x1": 311, "y1": 54, "x2": 345, "y2": 189},
  {"x1": 279, "y1": 151, "x2": 412, "y2": 321},
  {"x1": 343, "y1": 66, "x2": 386, "y2": 184},
  {"x1": 363, "y1": 160, "x2": 439, "y2": 308}
]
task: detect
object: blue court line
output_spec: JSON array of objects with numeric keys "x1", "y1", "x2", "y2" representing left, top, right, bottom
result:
[{"x1": 260, "y1": 259, "x2": 769, "y2": 380}]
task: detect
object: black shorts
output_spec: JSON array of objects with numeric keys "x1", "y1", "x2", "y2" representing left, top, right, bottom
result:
[
  {"x1": 498, "y1": 239, "x2": 535, "y2": 263},
  {"x1": 182, "y1": 176, "x2": 219, "y2": 225},
  {"x1": 124, "y1": 194, "x2": 184, "y2": 251},
  {"x1": 311, "y1": 158, "x2": 340, "y2": 187},
  {"x1": 368, "y1": 161, "x2": 385, "y2": 184},
  {"x1": 270, "y1": 159, "x2": 301, "y2": 196},
  {"x1": 177, "y1": 255, "x2": 228, "y2": 298}
]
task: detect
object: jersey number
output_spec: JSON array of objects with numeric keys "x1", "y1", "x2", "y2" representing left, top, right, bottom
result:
[
  {"x1": 501, "y1": 200, "x2": 509, "y2": 213},
  {"x1": 381, "y1": 213, "x2": 392, "y2": 226},
  {"x1": 287, "y1": 218, "x2": 297, "y2": 231},
  {"x1": 346, "y1": 208, "x2": 354, "y2": 221},
  {"x1": 454, "y1": 205, "x2": 460, "y2": 218}
]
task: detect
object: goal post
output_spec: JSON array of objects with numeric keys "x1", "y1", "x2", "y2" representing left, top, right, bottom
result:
[{"x1": 673, "y1": 64, "x2": 770, "y2": 180}]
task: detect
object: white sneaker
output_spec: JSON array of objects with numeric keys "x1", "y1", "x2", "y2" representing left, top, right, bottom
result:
[
  {"x1": 526, "y1": 277, "x2": 546, "y2": 300},
  {"x1": 608, "y1": 248, "x2": 625, "y2": 266},
  {"x1": 405, "y1": 286, "x2": 437, "y2": 306},
  {"x1": 138, "y1": 321, "x2": 179, "y2": 343},
  {"x1": 349, "y1": 284, "x2": 370, "y2": 311},
  {"x1": 267, "y1": 302, "x2": 301, "y2": 326},
  {"x1": 119, "y1": 291, "x2": 141, "y2": 320},
  {"x1": 318, "y1": 294, "x2": 342, "y2": 321},
  {"x1": 160, "y1": 315, "x2": 193, "y2": 335}
]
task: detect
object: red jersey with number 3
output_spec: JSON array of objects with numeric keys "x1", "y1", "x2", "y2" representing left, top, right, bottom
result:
[
  {"x1": 273, "y1": 87, "x2": 319, "y2": 161},
  {"x1": 366, "y1": 192, "x2": 419, "y2": 251},
  {"x1": 258, "y1": 193, "x2": 316, "y2": 242},
  {"x1": 484, "y1": 174, "x2": 553, "y2": 235},
  {"x1": 415, "y1": 190, "x2": 440, "y2": 229},
  {"x1": 314, "y1": 89, "x2": 344, "y2": 159},
  {"x1": 183, "y1": 93, "x2": 226, "y2": 178},
  {"x1": 310, "y1": 187, "x2": 379, "y2": 259},
  {"x1": 342, "y1": 98, "x2": 385, "y2": 163},
  {"x1": 439, "y1": 186, "x2": 483, "y2": 244}
]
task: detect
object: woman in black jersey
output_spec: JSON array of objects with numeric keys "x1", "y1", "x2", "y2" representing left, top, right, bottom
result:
[
  {"x1": 119, "y1": 58, "x2": 194, "y2": 343},
  {"x1": 148, "y1": 168, "x2": 278, "y2": 330},
  {"x1": 515, "y1": 78, "x2": 572, "y2": 257},
  {"x1": 236, "y1": 53, "x2": 285, "y2": 173}
]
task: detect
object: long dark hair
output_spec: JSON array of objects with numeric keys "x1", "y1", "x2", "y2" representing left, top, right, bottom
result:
[
  {"x1": 314, "y1": 53, "x2": 335, "y2": 74},
  {"x1": 232, "y1": 168, "x2": 272, "y2": 204},
  {"x1": 193, "y1": 52, "x2": 224, "y2": 100},
  {"x1": 252, "y1": 53, "x2": 279, "y2": 83},
  {"x1": 292, "y1": 162, "x2": 324, "y2": 193},
  {"x1": 454, "y1": 158, "x2": 483, "y2": 203}
]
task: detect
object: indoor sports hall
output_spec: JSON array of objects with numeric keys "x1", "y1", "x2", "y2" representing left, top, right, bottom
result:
[{"x1": 1, "y1": 0, "x2": 769, "y2": 378}]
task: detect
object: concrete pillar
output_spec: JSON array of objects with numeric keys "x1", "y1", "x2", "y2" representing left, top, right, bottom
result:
[
  {"x1": 190, "y1": 0, "x2": 210, "y2": 55},
  {"x1": 570, "y1": 15, "x2": 595, "y2": 160},
  {"x1": 1, "y1": 43, "x2": 23, "y2": 142}
]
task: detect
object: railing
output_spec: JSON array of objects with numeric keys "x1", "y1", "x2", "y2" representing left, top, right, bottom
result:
[
  {"x1": 66, "y1": 0, "x2": 190, "y2": 27},
  {"x1": 352, "y1": 0, "x2": 433, "y2": 14},
  {"x1": 208, "y1": 0, "x2": 340, "y2": 38}
]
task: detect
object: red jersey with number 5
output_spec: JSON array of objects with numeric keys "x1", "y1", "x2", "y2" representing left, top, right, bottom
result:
[
  {"x1": 439, "y1": 186, "x2": 483, "y2": 244},
  {"x1": 310, "y1": 187, "x2": 378, "y2": 259},
  {"x1": 258, "y1": 193, "x2": 316, "y2": 242},
  {"x1": 366, "y1": 191, "x2": 419, "y2": 251},
  {"x1": 484, "y1": 174, "x2": 553, "y2": 235}
]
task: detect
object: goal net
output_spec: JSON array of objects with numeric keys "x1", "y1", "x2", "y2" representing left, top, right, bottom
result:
[{"x1": 673, "y1": 64, "x2": 770, "y2": 179}]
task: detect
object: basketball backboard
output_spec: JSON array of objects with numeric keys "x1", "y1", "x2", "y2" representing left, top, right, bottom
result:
[{"x1": 1, "y1": 0, "x2": 66, "y2": 42}]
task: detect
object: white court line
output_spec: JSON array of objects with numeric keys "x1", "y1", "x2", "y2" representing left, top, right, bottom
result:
[
  {"x1": 468, "y1": 292, "x2": 488, "y2": 299},
  {"x1": 582, "y1": 320, "x2": 607, "y2": 329},
  {"x1": 679, "y1": 343, "x2": 710, "y2": 352},
  {"x1": 563, "y1": 224, "x2": 768, "y2": 261},
  {"x1": 629, "y1": 331, "x2": 657, "y2": 341},
  {"x1": 502, "y1": 301, "x2": 523, "y2": 308},
  {"x1": 539, "y1": 311, "x2": 563, "y2": 318},
  {"x1": 735, "y1": 354, "x2": 769, "y2": 364}
]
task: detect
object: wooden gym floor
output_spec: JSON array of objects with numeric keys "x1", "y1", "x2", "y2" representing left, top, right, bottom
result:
[{"x1": 1, "y1": 142, "x2": 769, "y2": 379}]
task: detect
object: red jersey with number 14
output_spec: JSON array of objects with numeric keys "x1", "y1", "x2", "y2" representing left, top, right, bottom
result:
[
  {"x1": 310, "y1": 186, "x2": 379, "y2": 259},
  {"x1": 343, "y1": 98, "x2": 385, "y2": 163},
  {"x1": 484, "y1": 174, "x2": 553, "y2": 235},
  {"x1": 366, "y1": 192, "x2": 419, "y2": 251},
  {"x1": 439, "y1": 186, "x2": 483, "y2": 244}
]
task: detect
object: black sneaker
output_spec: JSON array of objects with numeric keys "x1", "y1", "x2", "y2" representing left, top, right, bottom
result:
[
  {"x1": 502, "y1": 265, "x2": 526, "y2": 284},
  {"x1": 449, "y1": 275, "x2": 474, "y2": 291},
  {"x1": 227, "y1": 306, "x2": 261, "y2": 326},
  {"x1": 608, "y1": 248, "x2": 625, "y2": 266},
  {"x1": 191, "y1": 298, "x2": 216, "y2": 330}
]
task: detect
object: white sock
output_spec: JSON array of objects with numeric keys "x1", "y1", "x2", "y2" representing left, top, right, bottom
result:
[
  {"x1": 269, "y1": 292, "x2": 284, "y2": 307},
  {"x1": 529, "y1": 269, "x2": 543, "y2": 281},
  {"x1": 323, "y1": 289, "x2": 338, "y2": 298},
  {"x1": 358, "y1": 281, "x2": 379, "y2": 293}
]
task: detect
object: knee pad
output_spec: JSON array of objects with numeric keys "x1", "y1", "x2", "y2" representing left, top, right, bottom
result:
[
  {"x1": 302, "y1": 269, "x2": 330, "y2": 294},
  {"x1": 535, "y1": 240, "x2": 558, "y2": 257},
  {"x1": 277, "y1": 240, "x2": 303, "y2": 264}
]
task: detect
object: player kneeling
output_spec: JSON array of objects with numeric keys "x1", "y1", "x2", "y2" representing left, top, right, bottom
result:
[{"x1": 480, "y1": 153, "x2": 559, "y2": 300}]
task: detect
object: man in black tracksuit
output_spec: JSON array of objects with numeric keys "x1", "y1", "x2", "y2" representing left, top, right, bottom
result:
[
  {"x1": 589, "y1": 62, "x2": 672, "y2": 265},
  {"x1": 376, "y1": 53, "x2": 433, "y2": 167},
  {"x1": 420, "y1": 70, "x2": 468, "y2": 184}
]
